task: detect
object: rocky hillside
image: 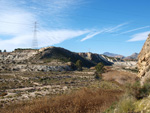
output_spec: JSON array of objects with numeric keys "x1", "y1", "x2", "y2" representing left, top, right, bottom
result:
[
  {"x1": 0, "y1": 46, "x2": 138, "y2": 72},
  {"x1": 79, "y1": 52, "x2": 138, "y2": 69},
  {"x1": 36, "y1": 47, "x2": 95, "y2": 67},
  {"x1": 0, "y1": 48, "x2": 72, "y2": 72},
  {"x1": 124, "y1": 53, "x2": 138, "y2": 60},
  {"x1": 0, "y1": 49, "x2": 38, "y2": 64},
  {"x1": 0, "y1": 46, "x2": 114, "y2": 72},
  {"x1": 138, "y1": 34, "x2": 150, "y2": 84},
  {"x1": 0, "y1": 47, "x2": 94, "y2": 72}
]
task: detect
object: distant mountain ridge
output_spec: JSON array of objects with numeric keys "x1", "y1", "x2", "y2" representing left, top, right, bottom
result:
[
  {"x1": 103, "y1": 52, "x2": 138, "y2": 60},
  {"x1": 103, "y1": 52, "x2": 125, "y2": 59},
  {"x1": 124, "y1": 53, "x2": 138, "y2": 60}
]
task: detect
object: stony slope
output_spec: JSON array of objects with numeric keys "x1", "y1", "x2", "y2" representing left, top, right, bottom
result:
[
  {"x1": 138, "y1": 34, "x2": 150, "y2": 84},
  {"x1": 0, "y1": 48, "x2": 72, "y2": 72}
]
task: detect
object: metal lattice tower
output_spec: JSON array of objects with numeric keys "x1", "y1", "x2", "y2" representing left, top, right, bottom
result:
[{"x1": 32, "y1": 22, "x2": 38, "y2": 49}]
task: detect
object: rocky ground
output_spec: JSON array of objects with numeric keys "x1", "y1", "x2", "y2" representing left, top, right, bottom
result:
[
  {"x1": 0, "y1": 63, "x2": 138, "y2": 108},
  {"x1": 0, "y1": 70, "x2": 95, "y2": 107}
]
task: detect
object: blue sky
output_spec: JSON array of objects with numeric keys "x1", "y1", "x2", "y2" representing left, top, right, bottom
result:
[{"x1": 0, "y1": 0, "x2": 150, "y2": 56}]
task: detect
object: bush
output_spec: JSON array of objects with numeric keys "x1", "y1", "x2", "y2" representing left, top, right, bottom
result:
[
  {"x1": 3, "y1": 50, "x2": 6, "y2": 52},
  {"x1": 115, "y1": 96, "x2": 136, "y2": 113},
  {"x1": 125, "y1": 81, "x2": 141, "y2": 98},
  {"x1": 75, "y1": 60, "x2": 82, "y2": 71},
  {"x1": 94, "y1": 63, "x2": 104, "y2": 80},
  {"x1": 95, "y1": 62, "x2": 104, "y2": 74},
  {"x1": 94, "y1": 72, "x2": 102, "y2": 80},
  {"x1": 126, "y1": 80, "x2": 150, "y2": 99},
  {"x1": 106, "y1": 80, "x2": 150, "y2": 113},
  {"x1": 137, "y1": 82, "x2": 150, "y2": 99}
]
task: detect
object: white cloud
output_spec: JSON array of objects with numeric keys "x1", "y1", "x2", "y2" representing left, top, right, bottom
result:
[
  {"x1": 38, "y1": 29, "x2": 90, "y2": 46},
  {"x1": 127, "y1": 31, "x2": 150, "y2": 42},
  {"x1": 0, "y1": 12, "x2": 35, "y2": 36},
  {"x1": 81, "y1": 30, "x2": 106, "y2": 42},
  {"x1": 119, "y1": 26, "x2": 150, "y2": 35},
  {"x1": 106, "y1": 23, "x2": 128, "y2": 33},
  {"x1": 0, "y1": 0, "x2": 36, "y2": 36},
  {"x1": 0, "y1": 1, "x2": 130, "y2": 51},
  {"x1": 0, "y1": 0, "x2": 83, "y2": 37},
  {"x1": 0, "y1": 0, "x2": 89, "y2": 51},
  {"x1": 81, "y1": 23, "x2": 128, "y2": 42},
  {"x1": 0, "y1": 30, "x2": 90, "y2": 51}
]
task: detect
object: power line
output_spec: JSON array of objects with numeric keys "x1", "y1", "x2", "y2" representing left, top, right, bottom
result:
[{"x1": 0, "y1": 20, "x2": 33, "y2": 26}]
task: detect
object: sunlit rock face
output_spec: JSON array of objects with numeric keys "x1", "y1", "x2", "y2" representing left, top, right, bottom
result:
[{"x1": 138, "y1": 34, "x2": 150, "y2": 84}]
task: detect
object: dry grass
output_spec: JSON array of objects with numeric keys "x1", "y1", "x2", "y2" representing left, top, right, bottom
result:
[
  {"x1": 0, "y1": 88, "x2": 123, "y2": 113},
  {"x1": 102, "y1": 70, "x2": 138, "y2": 85}
]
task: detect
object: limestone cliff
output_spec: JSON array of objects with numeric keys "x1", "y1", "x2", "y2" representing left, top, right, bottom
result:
[{"x1": 138, "y1": 34, "x2": 150, "y2": 83}]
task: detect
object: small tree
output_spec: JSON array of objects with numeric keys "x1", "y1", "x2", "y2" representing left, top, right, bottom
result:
[
  {"x1": 3, "y1": 49, "x2": 6, "y2": 52},
  {"x1": 76, "y1": 60, "x2": 82, "y2": 71},
  {"x1": 95, "y1": 62, "x2": 104, "y2": 73},
  {"x1": 95, "y1": 62, "x2": 104, "y2": 80}
]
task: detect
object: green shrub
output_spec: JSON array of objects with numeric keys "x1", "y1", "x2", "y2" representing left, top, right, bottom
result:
[
  {"x1": 75, "y1": 60, "x2": 83, "y2": 71},
  {"x1": 105, "y1": 95, "x2": 136, "y2": 113},
  {"x1": 106, "y1": 80, "x2": 150, "y2": 113},
  {"x1": 94, "y1": 63, "x2": 104, "y2": 80},
  {"x1": 95, "y1": 62, "x2": 104, "y2": 74},
  {"x1": 126, "y1": 80, "x2": 150, "y2": 99},
  {"x1": 115, "y1": 96, "x2": 136, "y2": 113},
  {"x1": 137, "y1": 82, "x2": 150, "y2": 99},
  {"x1": 94, "y1": 72, "x2": 102, "y2": 80},
  {"x1": 125, "y1": 81, "x2": 141, "y2": 98},
  {"x1": 104, "y1": 102, "x2": 117, "y2": 113}
]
